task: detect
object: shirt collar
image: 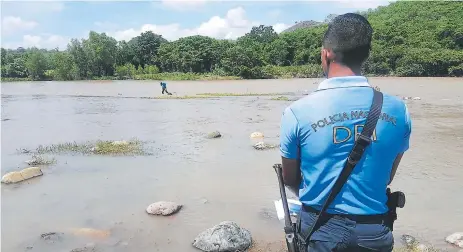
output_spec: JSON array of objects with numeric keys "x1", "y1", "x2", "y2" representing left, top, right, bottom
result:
[{"x1": 317, "y1": 76, "x2": 370, "y2": 91}]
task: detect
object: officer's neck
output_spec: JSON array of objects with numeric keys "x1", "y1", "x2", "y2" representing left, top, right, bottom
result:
[{"x1": 327, "y1": 63, "x2": 362, "y2": 78}]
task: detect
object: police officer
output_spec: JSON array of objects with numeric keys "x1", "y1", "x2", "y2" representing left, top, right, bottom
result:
[{"x1": 279, "y1": 13, "x2": 411, "y2": 251}]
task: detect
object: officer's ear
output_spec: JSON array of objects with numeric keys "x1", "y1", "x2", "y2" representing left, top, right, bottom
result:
[{"x1": 321, "y1": 47, "x2": 335, "y2": 73}]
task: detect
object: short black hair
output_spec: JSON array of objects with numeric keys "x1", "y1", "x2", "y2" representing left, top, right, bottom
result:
[{"x1": 322, "y1": 13, "x2": 373, "y2": 67}]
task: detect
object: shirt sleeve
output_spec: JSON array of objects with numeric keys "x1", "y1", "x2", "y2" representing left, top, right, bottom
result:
[
  {"x1": 280, "y1": 107, "x2": 299, "y2": 159},
  {"x1": 400, "y1": 104, "x2": 412, "y2": 153}
]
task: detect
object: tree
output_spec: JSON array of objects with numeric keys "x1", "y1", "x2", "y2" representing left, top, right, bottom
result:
[
  {"x1": 1, "y1": 1, "x2": 462, "y2": 80},
  {"x1": 52, "y1": 52, "x2": 78, "y2": 80},
  {"x1": 25, "y1": 49, "x2": 48, "y2": 80},
  {"x1": 83, "y1": 31, "x2": 118, "y2": 77},
  {"x1": 68, "y1": 38, "x2": 90, "y2": 79},
  {"x1": 265, "y1": 39, "x2": 289, "y2": 66},
  {"x1": 240, "y1": 25, "x2": 278, "y2": 44},
  {"x1": 134, "y1": 31, "x2": 167, "y2": 68},
  {"x1": 1, "y1": 48, "x2": 6, "y2": 66}
]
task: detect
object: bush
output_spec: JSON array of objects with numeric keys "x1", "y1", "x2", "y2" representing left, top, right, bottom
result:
[
  {"x1": 396, "y1": 64, "x2": 426, "y2": 77},
  {"x1": 260, "y1": 65, "x2": 323, "y2": 79},
  {"x1": 448, "y1": 63, "x2": 463, "y2": 77}
]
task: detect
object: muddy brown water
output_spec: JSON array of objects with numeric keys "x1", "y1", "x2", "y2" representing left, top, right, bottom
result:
[{"x1": 1, "y1": 78, "x2": 462, "y2": 252}]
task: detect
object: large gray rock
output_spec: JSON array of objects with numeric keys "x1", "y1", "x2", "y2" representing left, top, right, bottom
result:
[
  {"x1": 206, "y1": 131, "x2": 222, "y2": 139},
  {"x1": 2, "y1": 167, "x2": 43, "y2": 184},
  {"x1": 250, "y1": 132, "x2": 264, "y2": 139},
  {"x1": 146, "y1": 201, "x2": 182, "y2": 216},
  {"x1": 192, "y1": 221, "x2": 252, "y2": 252},
  {"x1": 446, "y1": 232, "x2": 463, "y2": 248}
]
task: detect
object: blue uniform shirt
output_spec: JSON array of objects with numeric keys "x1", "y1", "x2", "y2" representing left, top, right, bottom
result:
[
  {"x1": 280, "y1": 76, "x2": 412, "y2": 215},
  {"x1": 161, "y1": 82, "x2": 167, "y2": 88}
]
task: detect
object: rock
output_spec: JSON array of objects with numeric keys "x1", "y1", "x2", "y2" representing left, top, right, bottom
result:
[
  {"x1": 446, "y1": 232, "x2": 463, "y2": 248},
  {"x1": 192, "y1": 221, "x2": 252, "y2": 252},
  {"x1": 71, "y1": 228, "x2": 110, "y2": 239},
  {"x1": 402, "y1": 96, "x2": 412, "y2": 100},
  {"x1": 206, "y1": 131, "x2": 222, "y2": 139},
  {"x1": 416, "y1": 244, "x2": 430, "y2": 251},
  {"x1": 112, "y1": 140, "x2": 128, "y2": 145},
  {"x1": 146, "y1": 201, "x2": 182, "y2": 216},
  {"x1": 250, "y1": 132, "x2": 264, "y2": 139},
  {"x1": 2, "y1": 167, "x2": 43, "y2": 184},
  {"x1": 253, "y1": 142, "x2": 278, "y2": 150},
  {"x1": 41, "y1": 232, "x2": 64, "y2": 244},
  {"x1": 413, "y1": 97, "x2": 422, "y2": 100},
  {"x1": 401, "y1": 234, "x2": 417, "y2": 248}
]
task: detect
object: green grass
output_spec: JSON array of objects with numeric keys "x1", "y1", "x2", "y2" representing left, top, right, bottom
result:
[
  {"x1": 1, "y1": 77, "x2": 32, "y2": 82},
  {"x1": 20, "y1": 139, "x2": 150, "y2": 156},
  {"x1": 133, "y1": 73, "x2": 240, "y2": 81},
  {"x1": 92, "y1": 140, "x2": 145, "y2": 155},
  {"x1": 142, "y1": 95, "x2": 219, "y2": 99},
  {"x1": 270, "y1": 96, "x2": 290, "y2": 101},
  {"x1": 25, "y1": 155, "x2": 56, "y2": 166}
]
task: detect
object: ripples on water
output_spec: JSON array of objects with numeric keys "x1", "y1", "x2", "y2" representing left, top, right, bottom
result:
[{"x1": 1, "y1": 79, "x2": 463, "y2": 251}]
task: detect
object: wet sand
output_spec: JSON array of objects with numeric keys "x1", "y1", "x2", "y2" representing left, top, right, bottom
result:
[{"x1": 1, "y1": 78, "x2": 462, "y2": 252}]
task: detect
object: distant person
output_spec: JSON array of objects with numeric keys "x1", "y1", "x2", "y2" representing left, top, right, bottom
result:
[
  {"x1": 279, "y1": 13, "x2": 411, "y2": 251},
  {"x1": 160, "y1": 81, "x2": 171, "y2": 95}
]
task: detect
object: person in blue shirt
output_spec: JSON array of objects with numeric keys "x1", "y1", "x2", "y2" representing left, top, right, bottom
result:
[
  {"x1": 280, "y1": 13, "x2": 412, "y2": 252},
  {"x1": 160, "y1": 81, "x2": 171, "y2": 95}
]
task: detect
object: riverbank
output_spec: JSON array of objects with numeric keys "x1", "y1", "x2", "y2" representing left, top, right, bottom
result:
[{"x1": 1, "y1": 65, "x2": 324, "y2": 82}]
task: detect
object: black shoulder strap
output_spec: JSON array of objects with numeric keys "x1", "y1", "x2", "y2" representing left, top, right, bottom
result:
[{"x1": 301, "y1": 88, "x2": 384, "y2": 243}]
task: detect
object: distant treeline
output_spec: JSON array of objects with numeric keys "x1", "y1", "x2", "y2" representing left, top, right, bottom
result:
[{"x1": 1, "y1": 1, "x2": 462, "y2": 81}]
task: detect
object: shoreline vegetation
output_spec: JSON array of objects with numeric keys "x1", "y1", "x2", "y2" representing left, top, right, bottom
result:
[{"x1": 1, "y1": 2, "x2": 462, "y2": 83}]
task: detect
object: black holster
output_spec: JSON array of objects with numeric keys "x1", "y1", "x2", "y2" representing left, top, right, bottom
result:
[{"x1": 385, "y1": 188, "x2": 406, "y2": 231}]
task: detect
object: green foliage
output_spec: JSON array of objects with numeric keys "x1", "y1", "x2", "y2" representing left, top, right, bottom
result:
[
  {"x1": 30, "y1": 139, "x2": 148, "y2": 156},
  {"x1": 1, "y1": 1, "x2": 462, "y2": 82},
  {"x1": 51, "y1": 52, "x2": 79, "y2": 80},
  {"x1": 448, "y1": 63, "x2": 463, "y2": 77}
]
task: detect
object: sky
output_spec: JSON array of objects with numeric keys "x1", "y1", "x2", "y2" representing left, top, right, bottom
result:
[{"x1": 1, "y1": 0, "x2": 393, "y2": 50}]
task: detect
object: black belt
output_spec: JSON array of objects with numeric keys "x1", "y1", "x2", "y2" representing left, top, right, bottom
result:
[{"x1": 302, "y1": 205, "x2": 387, "y2": 224}]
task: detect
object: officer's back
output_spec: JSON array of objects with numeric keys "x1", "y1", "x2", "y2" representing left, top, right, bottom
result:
[{"x1": 279, "y1": 13, "x2": 411, "y2": 252}]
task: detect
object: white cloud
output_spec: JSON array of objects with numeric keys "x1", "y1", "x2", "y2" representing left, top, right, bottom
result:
[
  {"x1": 4, "y1": 34, "x2": 70, "y2": 50},
  {"x1": 273, "y1": 23, "x2": 290, "y2": 33},
  {"x1": 110, "y1": 6, "x2": 288, "y2": 42},
  {"x1": 1, "y1": 16, "x2": 38, "y2": 36}
]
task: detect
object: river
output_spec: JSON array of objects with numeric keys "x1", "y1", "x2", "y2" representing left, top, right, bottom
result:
[{"x1": 1, "y1": 78, "x2": 462, "y2": 252}]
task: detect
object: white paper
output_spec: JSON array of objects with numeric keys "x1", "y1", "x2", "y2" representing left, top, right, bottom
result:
[{"x1": 274, "y1": 198, "x2": 302, "y2": 220}]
